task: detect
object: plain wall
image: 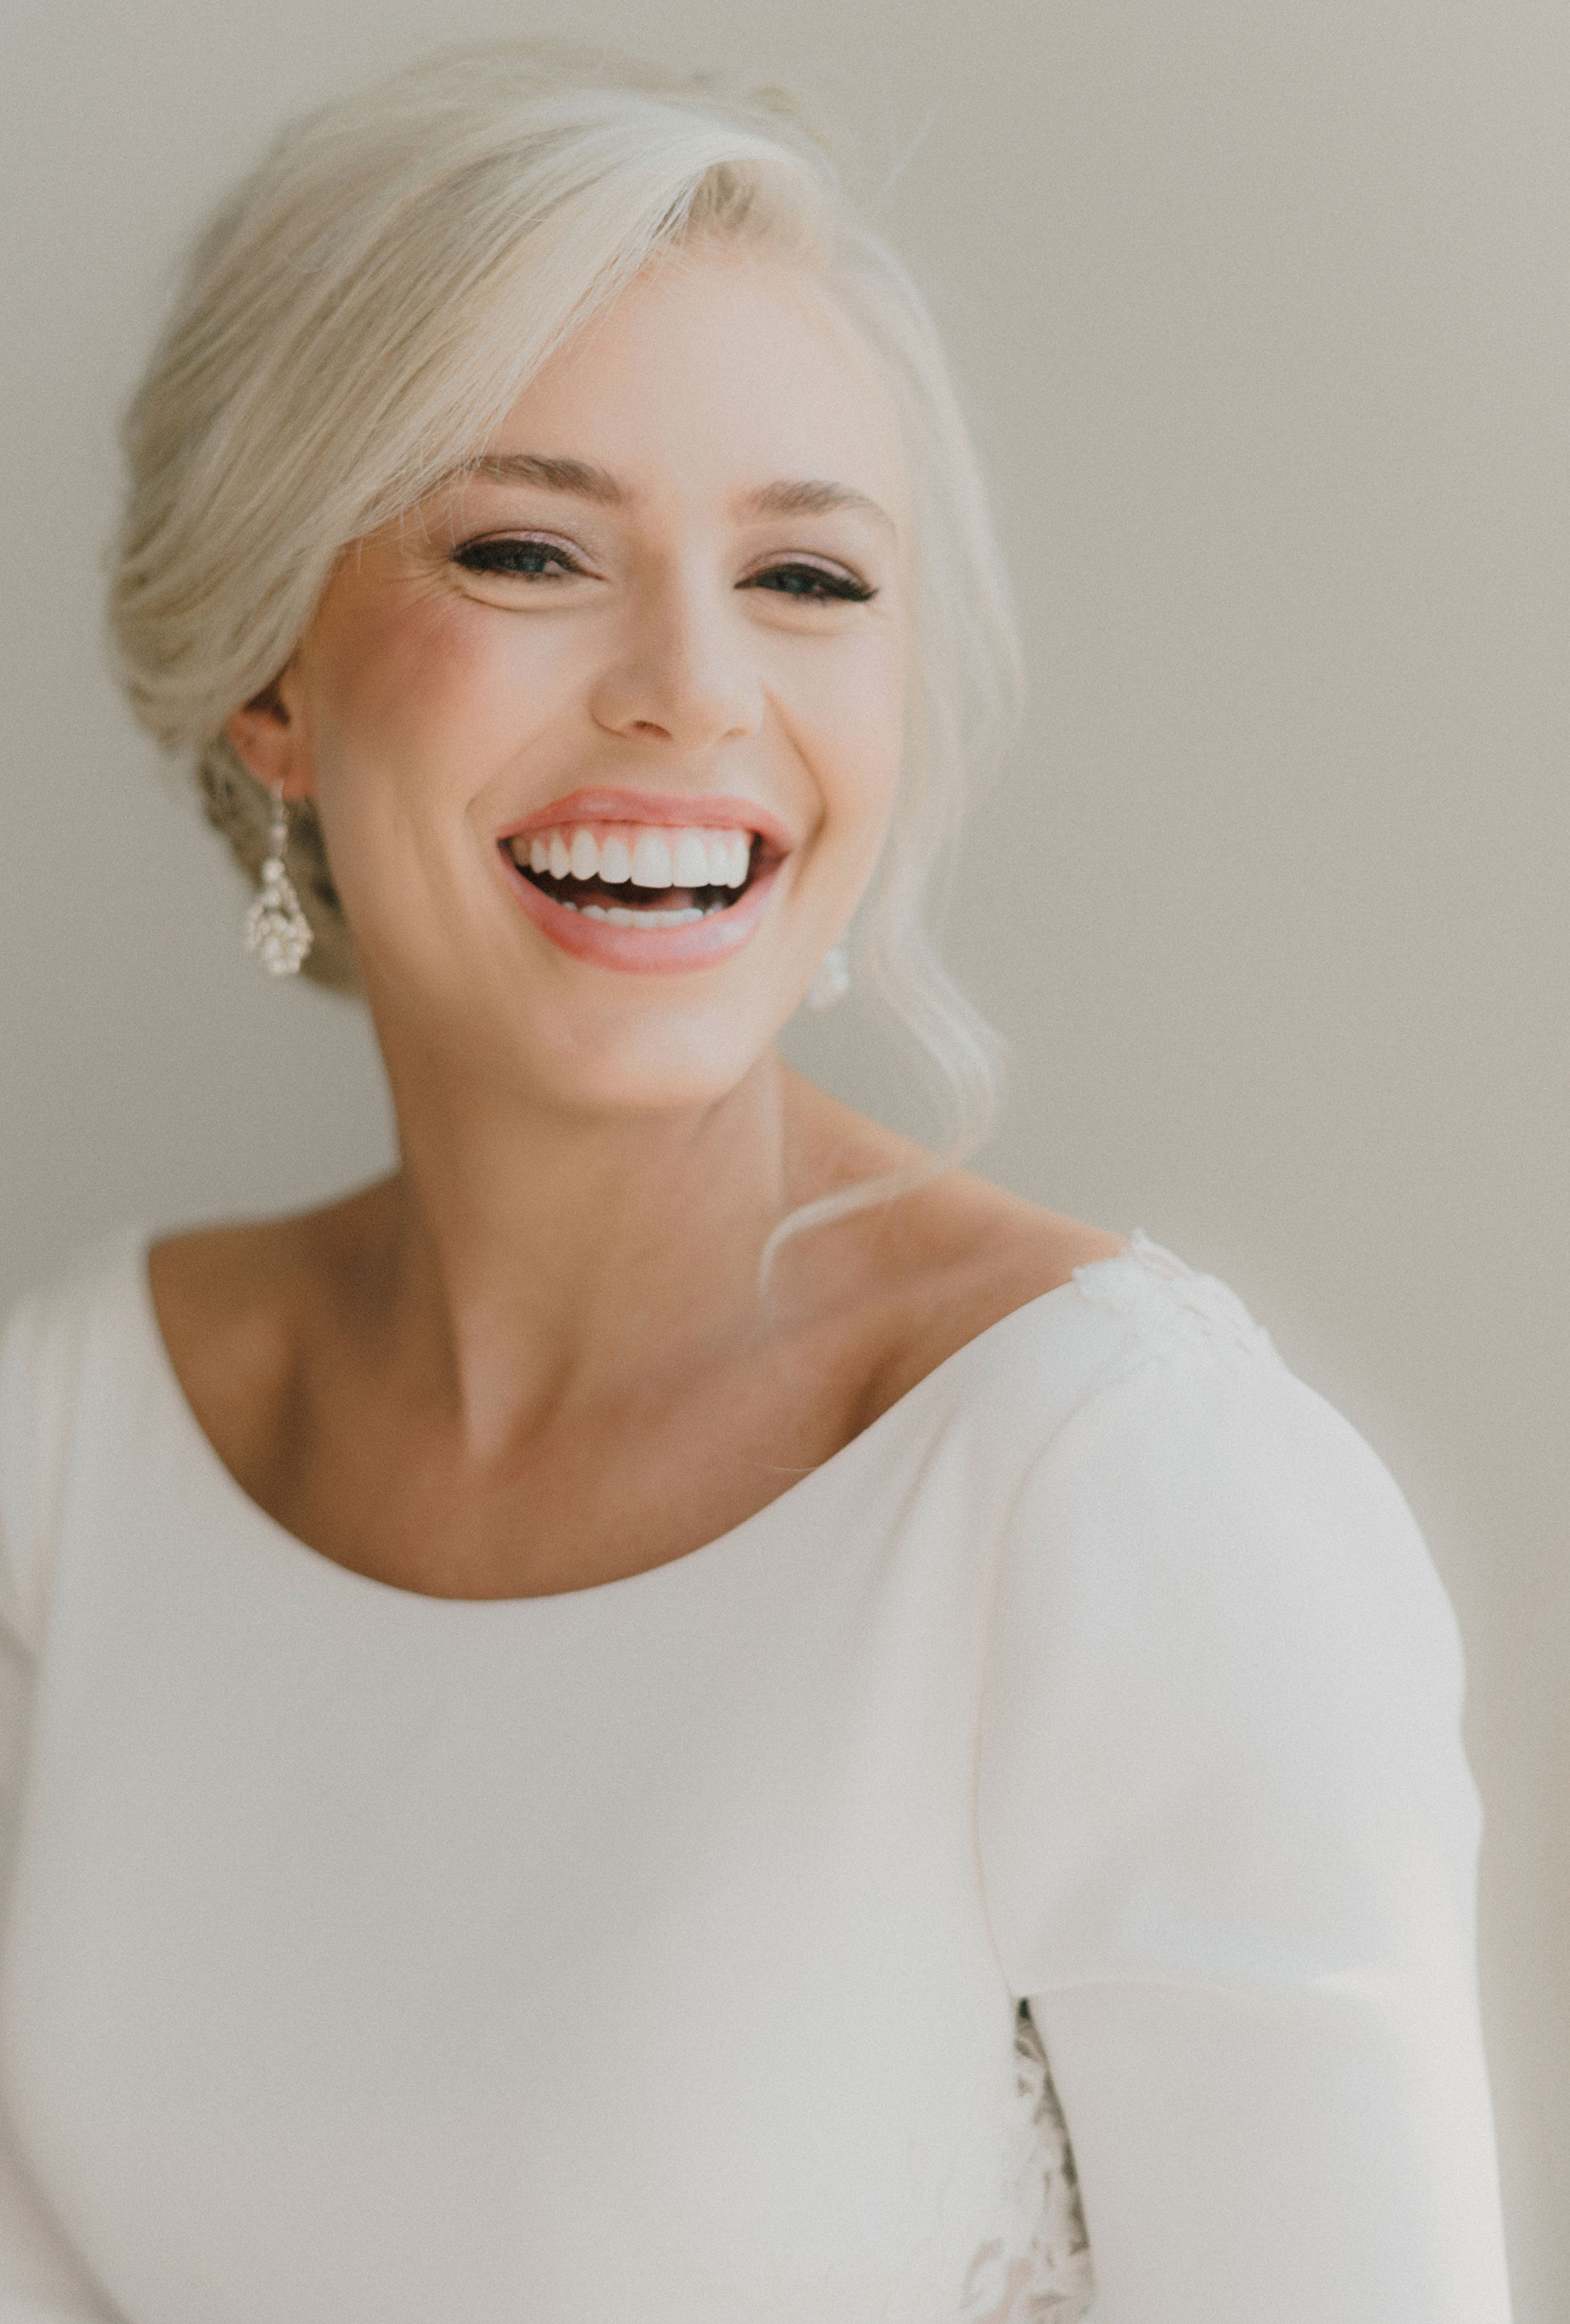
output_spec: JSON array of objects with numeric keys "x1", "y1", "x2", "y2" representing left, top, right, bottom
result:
[{"x1": 3, "y1": 2, "x2": 1564, "y2": 2310}]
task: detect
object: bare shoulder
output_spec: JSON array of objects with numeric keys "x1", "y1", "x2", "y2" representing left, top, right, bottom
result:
[
  {"x1": 775, "y1": 1071, "x2": 1125, "y2": 1417},
  {"x1": 145, "y1": 1187, "x2": 388, "y2": 1451},
  {"x1": 775, "y1": 1160, "x2": 1122, "y2": 1432},
  {"x1": 856, "y1": 1166, "x2": 1126, "y2": 1413},
  {"x1": 149, "y1": 1207, "x2": 329, "y2": 1339},
  {"x1": 912, "y1": 1165, "x2": 1127, "y2": 1298}
]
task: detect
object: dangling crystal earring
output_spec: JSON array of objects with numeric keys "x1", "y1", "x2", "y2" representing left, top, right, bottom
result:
[
  {"x1": 244, "y1": 784, "x2": 314, "y2": 977},
  {"x1": 805, "y1": 937, "x2": 851, "y2": 1013}
]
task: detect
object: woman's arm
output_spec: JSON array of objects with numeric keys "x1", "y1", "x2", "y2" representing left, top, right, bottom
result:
[{"x1": 977, "y1": 1302, "x2": 1512, "y2": 2323}]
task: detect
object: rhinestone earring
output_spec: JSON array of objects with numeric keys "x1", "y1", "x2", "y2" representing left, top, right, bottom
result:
[
  {"x1": 805, "y1": 938, "x2": 851, "y2": 1013},
  {"x1": 244, "y1": 784, "x2": 314, "y2": 977}
]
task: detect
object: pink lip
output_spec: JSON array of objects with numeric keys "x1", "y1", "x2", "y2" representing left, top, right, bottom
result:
[
  {"x1": 496, "y1": 787, "x2": 794, "y2": 856},
  {"x1": 499, "y1": 849, "x2": 782, "y2": 975}
]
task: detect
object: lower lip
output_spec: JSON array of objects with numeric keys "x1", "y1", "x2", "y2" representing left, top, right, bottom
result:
[{"x1": 499, "y1": 850, "x2": 781, "y2": 974}]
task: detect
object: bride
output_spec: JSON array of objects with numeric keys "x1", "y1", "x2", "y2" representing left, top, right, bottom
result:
[{"x1": 0, "y1": 43, "x2": 1509, "y2": 2322}]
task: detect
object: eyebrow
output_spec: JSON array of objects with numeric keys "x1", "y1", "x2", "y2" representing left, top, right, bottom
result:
[
  {"x1": 451, "y1": 453, "x2": 626, "y2": 501},
  {"x1": 741, "y1": 478, "x2": 894, "y2": 531},
  {"x1": 445, "y1": 453, "x2": 894, "y2": 532}
]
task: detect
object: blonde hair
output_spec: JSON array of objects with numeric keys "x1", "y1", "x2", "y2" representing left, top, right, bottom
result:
[{"x1": 110, "y1": 42, "x2": 1020, "y2": 1226}]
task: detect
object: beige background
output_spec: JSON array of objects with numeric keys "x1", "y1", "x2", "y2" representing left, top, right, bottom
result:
[{"x1": 2, "y1": 0, "x2": 1564, "y2": 2309}]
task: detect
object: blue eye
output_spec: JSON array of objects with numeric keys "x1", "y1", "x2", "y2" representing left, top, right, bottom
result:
[
  {"x1": 454, "y1": 537, "x2": 583, "y2": 578},
  {"x1": 746, "y1": 564, "x2": 876, "y2": 604}
]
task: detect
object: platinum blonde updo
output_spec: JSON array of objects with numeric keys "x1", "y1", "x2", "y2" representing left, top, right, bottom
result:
[{"x1": 110, "y1": 41, "x2": 1020, "y2": 1201}]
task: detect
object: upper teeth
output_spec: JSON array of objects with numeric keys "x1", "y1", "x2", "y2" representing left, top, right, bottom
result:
[{"x1": 511, "y1": 824, "x2": 753, "y2": 889}]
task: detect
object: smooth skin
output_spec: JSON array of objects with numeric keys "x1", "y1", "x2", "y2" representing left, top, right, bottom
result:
[{"x1": 151, "y1": 251, "x2": 1122, "y2": 1600}]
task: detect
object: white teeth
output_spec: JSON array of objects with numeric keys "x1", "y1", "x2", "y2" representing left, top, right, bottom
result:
[
  {"x1": 630, "y1": 831, "x2": 674, "y2": 888},
  {"x1": 580, "y1": 901, "x2": 706, "y2": 930},
  {"x1": 534, "y1": 893, "x2": 717, "y2": 929},
  {"x1": 672, "y1": 829, "x2": 711, "y2": 886},
  {"x1": 514, "y1": 819, "x2": 758, "y2": 901}
]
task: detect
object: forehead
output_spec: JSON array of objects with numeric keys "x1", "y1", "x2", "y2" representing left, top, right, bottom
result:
[{"x1": 478, "y1": 253, "x2": 906, "y2": 518}]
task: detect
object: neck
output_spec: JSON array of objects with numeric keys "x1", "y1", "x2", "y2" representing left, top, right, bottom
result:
[{"x1": 356, "y1": 1039, "x2": 800, "y2": 1458}]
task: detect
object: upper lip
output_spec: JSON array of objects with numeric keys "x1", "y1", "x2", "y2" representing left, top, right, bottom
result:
[{"x1": 495, "y1": 787, "x2": 794, "y2": 858}]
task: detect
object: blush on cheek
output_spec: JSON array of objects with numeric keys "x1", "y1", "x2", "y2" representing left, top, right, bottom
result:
[
  {"x1": 316, "y1": 605, "x2": 571, "y2": 878},
  {"x1": 339, "y1": 594, "x2": 499, "y2": 751}
]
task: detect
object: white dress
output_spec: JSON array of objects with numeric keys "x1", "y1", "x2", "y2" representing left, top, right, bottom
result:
[{"x1": 0, "y1": 1229, "x2": 1511, "y2": 2323}]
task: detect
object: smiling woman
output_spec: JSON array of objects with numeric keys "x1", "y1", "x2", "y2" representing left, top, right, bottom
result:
[
  {"x1": 232, "y1": 253, "x2": 911, "y2": 1079},
  {"x1": 0, "y1": 37, "x2": 1513, "y2": 2324},
  {"x1": 112, "y1": 51, "x2": 1012, "y2": 1197}
]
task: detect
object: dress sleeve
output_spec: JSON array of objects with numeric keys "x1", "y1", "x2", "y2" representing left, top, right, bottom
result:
[
  {"x1": 0, "y1": 1292, "x2": 125, "y2": 2321},
  {"x1": 976, "y1": 1298, "x2": 1513, "y2": 2324}
]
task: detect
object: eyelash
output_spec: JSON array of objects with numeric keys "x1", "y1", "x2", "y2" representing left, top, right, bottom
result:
[{"x1": 451, "y1": 536, "x2": 876, "y2": 604}]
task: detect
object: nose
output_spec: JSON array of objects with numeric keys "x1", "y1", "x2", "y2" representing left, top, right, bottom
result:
[{"x1": 587, "y1": 571, "x2": 763, "y2": 754}]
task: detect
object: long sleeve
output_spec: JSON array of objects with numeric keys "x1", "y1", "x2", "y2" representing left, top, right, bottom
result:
[
  {"x1": 0, "y1": 1292, "x2": 124, "y2": 2322},
  {"x1": 977, "y1": 1281, "x2": 1512, "y2": 2323}
]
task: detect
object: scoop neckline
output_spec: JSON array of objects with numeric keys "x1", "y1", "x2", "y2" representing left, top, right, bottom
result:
[{"x1": 124, "y1": 1228, "x2": 1136, "y2": 1616}]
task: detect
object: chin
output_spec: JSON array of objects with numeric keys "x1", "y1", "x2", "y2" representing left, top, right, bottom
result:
[
  {"x1": 511, "y1": 1008, "x2": 778, "y2": 1123},
  {"x1": 359, "y1": 918, "x2": 796, "y2": 1122}
]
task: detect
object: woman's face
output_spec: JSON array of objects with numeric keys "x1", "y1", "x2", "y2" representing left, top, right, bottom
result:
[{"x1": 244, "y1": 252, "x2": 909, "y2": 1119}]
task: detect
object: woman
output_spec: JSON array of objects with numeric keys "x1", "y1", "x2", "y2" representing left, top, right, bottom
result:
[{"x1": 0, "y1": 43, "x2": 1511, "y2": 2324}]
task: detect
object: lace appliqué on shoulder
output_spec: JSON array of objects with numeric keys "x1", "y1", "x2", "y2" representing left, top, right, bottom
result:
[
  {"x1": 959, "y1": 2006, "x2": 1095, "y2": 2323},
  {"x1": 1071, "y1": 1227, "x2": 1270, "y2": 1361}
]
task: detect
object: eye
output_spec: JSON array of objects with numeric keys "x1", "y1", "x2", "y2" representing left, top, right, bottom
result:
[
  {"x1": 452, "y1": 535, "x2": 588, "y2": 580},
  {"x1": 741, "y1": 560, "x2": 876, "y2": 606}
]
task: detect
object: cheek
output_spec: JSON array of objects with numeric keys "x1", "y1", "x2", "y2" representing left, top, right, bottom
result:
[
  {"x1": 312, "y1": 594, "x2": 528, "y2": 784},
  {"x1": 304, "y1": 594, "x2": 582, "y2": 918},
  {"x1": 794, "y1": 640, "x2": 906, "y2": 867},
  {"x1": 297, "y1": 599, "x2": 521, "y2": 967}
]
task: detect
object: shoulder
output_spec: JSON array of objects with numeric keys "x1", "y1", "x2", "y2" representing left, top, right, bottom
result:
[
  {"x1": 840, "y1": 1166, "x2": 1130, "y2": 1422},
  {"x1": 149, "y1": 1215, "x2": 305, "y2": 1431},
  {"x1": 147, "y1": 1212, "x2": 310, "y2": 1367},
  {"x1": 148, "y1": 1181, "x2": 397, "y2": 1345},
  {"x1": 989, "y1": 1242, "x2": 1465, "y2": 1740},
  {"x1": 1010, "y1": 1232, "x2": 1417, "y2": 1565},
  {"x1": 977, "y1": 1255, "x2": 1473, "y2": 1970},
  {"x1": 146, "y1": 1189, "x2": 390, "y2": 1481},
  {"x1": 875, "y1": 1198, "x2": 1441, "y2": 1666}
]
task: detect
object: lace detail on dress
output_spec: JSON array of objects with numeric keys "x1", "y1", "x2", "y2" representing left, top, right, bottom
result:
[
  {"x1": 959, "y1": 2006, "x2": 1095, "y2": 2323},
  {"x1": 1071, "y1": 1227, "x2": 1270, "y2": 1361}
]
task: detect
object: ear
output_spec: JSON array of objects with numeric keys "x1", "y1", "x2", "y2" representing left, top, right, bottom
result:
[{"x1": 224, "y1": 673, "x2": 314, "y2": 801}]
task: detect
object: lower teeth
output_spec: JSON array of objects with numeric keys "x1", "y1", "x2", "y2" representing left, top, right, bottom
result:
[
  {"x1": 572, "y1": 902, "x2": 707, "y2": 928},
  {"x1": 517, "y1": 861, "x2": 741, "y2": 926}
]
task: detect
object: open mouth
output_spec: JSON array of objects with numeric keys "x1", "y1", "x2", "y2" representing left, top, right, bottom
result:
[{"x1": 503, "y1": 820, "x2": 764, "y2": 927}]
